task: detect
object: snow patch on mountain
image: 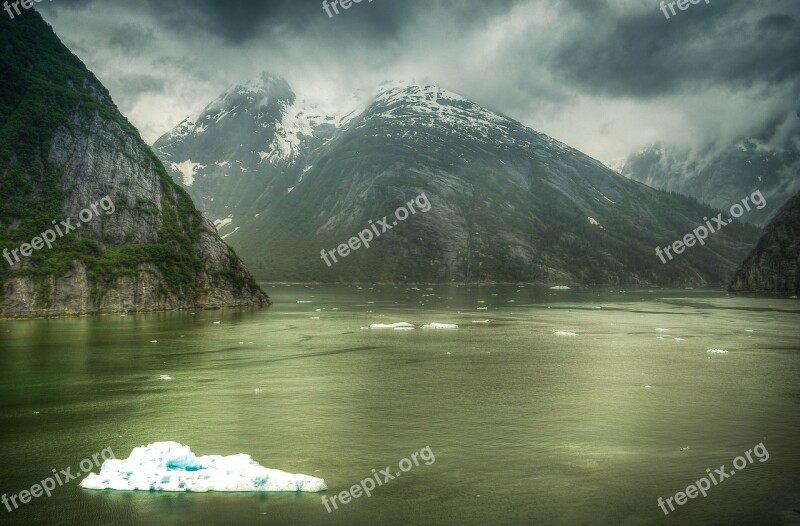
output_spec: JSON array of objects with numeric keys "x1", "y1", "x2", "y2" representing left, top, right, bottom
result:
[{"x1": 169, "y1": 160, "x2": 204, "y2": 187}]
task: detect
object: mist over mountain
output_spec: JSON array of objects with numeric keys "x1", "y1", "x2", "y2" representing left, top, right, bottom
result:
[
  {"x1": 155, "y1": 76, "x2": 761, "y2": 286},
  {"x1": 620, "y1": 121, "x2": 800, "y2": 227}
]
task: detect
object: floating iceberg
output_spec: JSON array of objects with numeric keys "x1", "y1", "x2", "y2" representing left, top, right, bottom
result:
[
  {"x1": 553, "y1": 331, "x2": 578, "y2": 337},
  {"x1": 79, "y1": 442, "x2": 326, "y2": 493},
  {"x1": 655, "y1": 328, "x2": 670, "y2": 332},
  {"x1": 706, "y1": 349, "x2": 728, "y2": 354},
  {"x1": 549, "y1": 286, "x2": 571, "y2": 290},
  {"x1": 421, "y1": 323, "x2": 459, "y2": 329},
  {"x1": 472, "y1": 320, "x2": 491, "y2": 324},
  {"x1": 369, "y1": 322, "x2": 415, "y2": 330}
]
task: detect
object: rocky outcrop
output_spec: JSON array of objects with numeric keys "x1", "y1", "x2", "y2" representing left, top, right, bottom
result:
[
  {"x1": 729, "y1": 190, "x2": 800, "y2": 295},
  {"x1": 0, "y1": 12, "x2": 268, "y2": 318}
]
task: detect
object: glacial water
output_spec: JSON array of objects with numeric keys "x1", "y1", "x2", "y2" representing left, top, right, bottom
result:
[{"x1": 1, "y1": 285, "x2": 798, "y2": 526}]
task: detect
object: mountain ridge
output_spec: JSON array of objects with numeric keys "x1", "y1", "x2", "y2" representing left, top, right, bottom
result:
[{"x1": 155, "y1": 75, "x2": 762, "y2": 286}]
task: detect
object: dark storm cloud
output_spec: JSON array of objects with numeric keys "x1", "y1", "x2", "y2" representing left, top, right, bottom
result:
[
  {"x1": 36, "y1": 0, "x2": 800, "y2": 158},
  {"x1": 107, "y1": 22, "x2": 156, "y2": 53},
  {"x1": 551, "y1": 0, "x2": 800, "y2": 98},
  {"x1": 51, "y1": 0, "x2": 527, "y2": 44}
]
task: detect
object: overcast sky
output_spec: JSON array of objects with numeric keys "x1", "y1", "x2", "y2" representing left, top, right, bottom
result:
[{"x1": 37, "y1": 0, "x2": 800, "y2": 166}]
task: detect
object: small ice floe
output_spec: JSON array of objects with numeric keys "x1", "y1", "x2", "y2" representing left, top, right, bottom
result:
[
  {"x1": 507, "y1": 300, "x2": 515, "y2": 303},
  {"x1": 644, "y1": 385, "x2": 652, "y2": 388},
  {"x1": 706, "y1": 349, "x2": 728, "y2": 354},
  {"x1": 360, "y1": 327, "x2": 368, "y2": 330},
  {"x1": 120, "y1": 314, "x2": 127, "y2": 317},
  {"x1": 553, "y1": 331, "x2": 578, "y2": 337},
  {"x1": 674, "y1": 338, "x2": 685, "y2": 341},
  {"x1": 297, "y1": 301, "x2": 312, "y2": 304},
  {"x1": 159, "y1": 375, "x2": 173, "y2": 381},
  {"x1": 655, "y1": 328, "x2": 670, "y2": 332},
  {"x1": 550, "y1": 286, "x2": 571, "y2": 290},
  {"x1": 477, "y1": 307, "x2": 488, "y2": 311},
  {"x1": 79, "y1": 442, "x2": 327, "y2": 492},
  {"x1": 310, "y1": 317, "x2": 320, "y2": 320},
  {"x1": 591, "y1": 307, "x2": 602, "y2": 310},
  {"x1": 150, "y1": 340, "x2": 158, "y2": 343},
  {"x1": 477, "y1": 301, "x2": 485, "y2": 304},
  {"x1": 680, "y1": 446, "x2": 690, "y2": 451},
  {"x1": 744, "y1": 329, "x2": 754, "y2": 332},
  {"x1": 33, "y1": 411, "x2": 40, "y2": 414},
  {"x1": 446, "y1": 352, "x2": 451, "y2": 355},
  {"x1": 369, "y1": 322, "x2": 415, "y2": 330},
  {"x1": 422, "y1": 323, "x2": 459, "y2": 329},
  {"x1": 656, "y1": 336, "x2": 665, "y2": 339},
  {"x1": 315, "y1": 308, "x2": 321, "y2": 312},
  {"x1": 213, "y1": 321, "x2": 221, "y2": 325},
  {"x1": 254, "y1": 388, "x2": 263, "y2": 394},
  {"x1": 472, "y1": 320, "x2": 491, "y2": 324}
]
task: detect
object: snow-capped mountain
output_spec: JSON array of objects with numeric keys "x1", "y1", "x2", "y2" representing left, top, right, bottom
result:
[
  {"x1": 153, "y1": 73, "x2": 350, "y2": 239},
  {"x1": 155, "y1": 79, "x2": 761, "y2": 285}
]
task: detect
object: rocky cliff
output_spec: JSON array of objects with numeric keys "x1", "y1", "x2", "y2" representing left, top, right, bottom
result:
[
  {"x1": 0, "y1": 12, "x2": 269, "y2": 317},
  {"x1": 729, "y1": 190, "x2": 800, "y2": 295}
]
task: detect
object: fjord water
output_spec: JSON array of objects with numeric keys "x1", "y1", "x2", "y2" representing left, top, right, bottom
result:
[{"x1": 1, "y1": 285, "x2": 798, "y2": 526}]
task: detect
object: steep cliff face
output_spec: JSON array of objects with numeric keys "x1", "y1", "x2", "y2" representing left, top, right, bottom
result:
[
  {"x1": 730, "y1": 190, "x2": 800, "y2": 295},
  {"x1": 0, "y1": 12, "x2": 268, "y2": 317}
]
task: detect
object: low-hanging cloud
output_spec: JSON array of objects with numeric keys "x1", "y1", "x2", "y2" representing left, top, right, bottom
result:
[{"x1": 37, "y1": 0, "x2": 800, "y2": 163}]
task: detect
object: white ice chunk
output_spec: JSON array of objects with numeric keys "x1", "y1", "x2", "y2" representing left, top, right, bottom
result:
[
  {"x1": 655, "y1": 328, "x2": 670, "y2": 332},
  {"x1": 79, "y1": 442, "x2": 326, "y2": 493},
  {"x1": 706, "y1": 349, "x2": 728, "y2": 354},
  {"x1": 472, "y1": 320, "x2": 491, "y2": 324},
  {"x1": 553, "y1": 331, "x2": 578, "y2": 336},
  {"x1": 421, "y1": 323, "x2": 459, "y2": 329},
  {"x1": 369, "y1": 322, "x2": 415, "y2": 329},
  {"x1": 549, "y1": 286, "x2": 571, "y2": 290}
]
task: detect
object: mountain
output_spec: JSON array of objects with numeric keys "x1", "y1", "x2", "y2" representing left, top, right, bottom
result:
[
  {"x1": 619, "y1": 137, "x2": 800, "y2": 227},
  {"x1": 0, "y1": 12, "x2": 268, "y2": 317},
  {"x1": 729, "y1": 189, "x2": 800, "y2": 295},
  {"x1": 156, "y1": 80, "x2": 762, "y2": 286},
  {"x1": 153, "y1": 73, "x2": 358, "y2": 240}
]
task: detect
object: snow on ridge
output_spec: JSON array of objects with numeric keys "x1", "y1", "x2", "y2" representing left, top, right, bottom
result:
[
  {"x1": 221, "y1": 226, "x2": 240, "y2": 240},
  {"x1": 169, "y1": 160, "x2": 205, "y2": 187},
  {"x1": 214, "y1": 217, "x2": 233, "y2": 230},
  {"x1": 79, "y1": 441, "x2": 327, "y2": 493}
]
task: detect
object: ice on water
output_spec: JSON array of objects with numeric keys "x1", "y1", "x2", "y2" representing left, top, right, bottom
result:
[{"x1": 79, "y1": 442, "x2": 326, "y2": 493}]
